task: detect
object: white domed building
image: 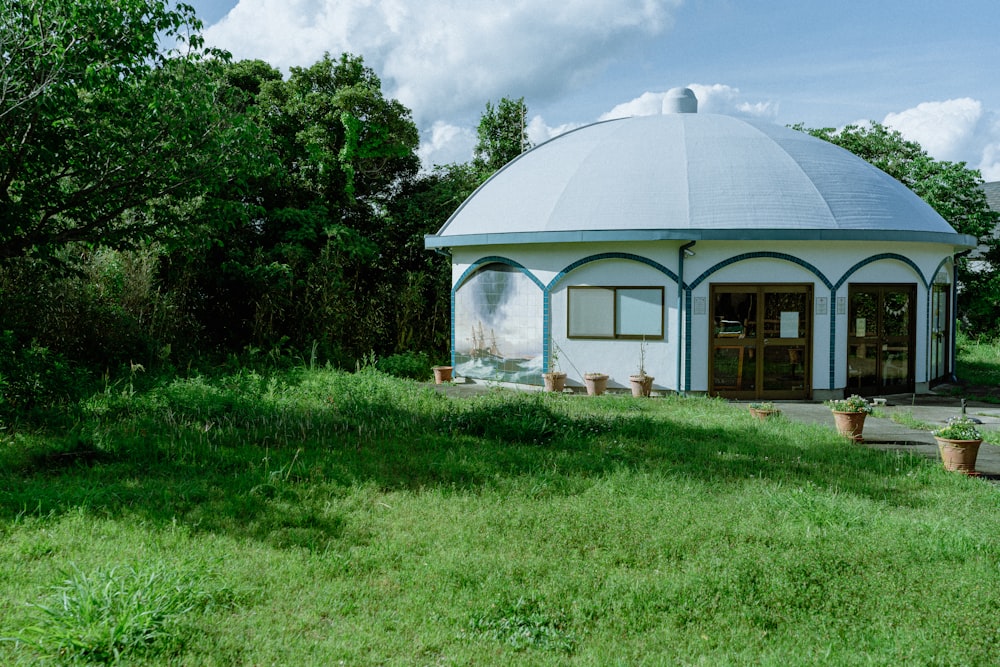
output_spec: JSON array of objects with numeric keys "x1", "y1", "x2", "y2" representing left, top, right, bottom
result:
[{"x1": 425, "y1": 89, "x2": 975, "y2": 400}]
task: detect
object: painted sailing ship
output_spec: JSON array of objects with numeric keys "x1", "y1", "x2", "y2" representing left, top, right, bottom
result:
[{"x1": 469, "y1": 321, "x2": 503, "y2": 362}]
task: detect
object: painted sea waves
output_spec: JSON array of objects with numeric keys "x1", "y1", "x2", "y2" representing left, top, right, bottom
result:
[{"x1": 454, "y1": 263, "x2": 543, "y2": 385}]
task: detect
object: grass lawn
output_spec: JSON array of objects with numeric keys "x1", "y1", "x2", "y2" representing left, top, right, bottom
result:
[
  {"x1": 956, "y1": 332, "x2": 1000, "y2": 395},
  {"x1": 1, "y1": 368, "x2": 998, "y2": 665}
]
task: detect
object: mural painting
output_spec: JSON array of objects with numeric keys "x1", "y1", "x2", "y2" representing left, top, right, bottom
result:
[{"x1": 454, "y1": 263, "x2": 543, "y2": 384}]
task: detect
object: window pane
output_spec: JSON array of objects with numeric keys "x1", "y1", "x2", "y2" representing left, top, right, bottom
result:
[
  {"x1": 616, "y1": 288, "x2": 663, "y2": 337},
  {"x1": 568, "y1": 288, "x2": 614, "y2": 337}
]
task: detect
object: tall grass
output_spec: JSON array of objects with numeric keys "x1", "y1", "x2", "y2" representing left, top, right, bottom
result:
[
  {"x1": 956, "y1": 330, "x2": 1000, "y2": 387},
  {"x1": 1, "y1": 369, "x2": 998, "y2": 665}
]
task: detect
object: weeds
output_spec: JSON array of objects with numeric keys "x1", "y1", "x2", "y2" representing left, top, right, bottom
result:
[
  {"x1": 890, "y1": 410, "x2": 936, "y2": 431},
  {"x1": 1, "y1": 369, "x2": 998, "y2": 664},
  {"x1": 469, "y1": 596, "x2": 577, "y2": 653},
  {"x1": 9, "y1": 563, "x2": 219, "y2": 664}
]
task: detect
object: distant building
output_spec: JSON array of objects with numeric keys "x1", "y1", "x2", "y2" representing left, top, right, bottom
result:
[
  {"x1": 425, "y1": 89, "x2": 976, "y2": 400},
  {"x1": 982, "y1": 181, "x2": 1000, "y2": 214},
  {"x1": 969, "y1": 181, "x2": 1000, "y2": 266}
]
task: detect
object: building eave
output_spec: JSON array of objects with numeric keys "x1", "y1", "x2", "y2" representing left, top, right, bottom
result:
[{"x1": 424, "y1": 229, "x2": 978, "y2": 250}]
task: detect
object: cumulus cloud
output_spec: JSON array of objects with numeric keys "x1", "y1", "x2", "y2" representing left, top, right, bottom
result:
[
  {"x1": 598, "y1": 83, "x2": 778, "y2": 121},
  {"x1": 526, "y1": 115, "x2": 581, "y2": 146},
  {"x1": 201, "y1": 2, "x2": 998, "y2": 181},
  {"x1": 205, "y1": 0, "x2": 682, "y2": 127},
  {"x1": 884, "y1": 98, "x2": 1000, "y2": 181},
  {"x1": 416, "y1": 121, "x2": 475, "y2": 168}
]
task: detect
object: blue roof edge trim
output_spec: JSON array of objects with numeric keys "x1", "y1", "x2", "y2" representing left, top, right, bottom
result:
[{"x1": 424, "y1": 229, "x2": 977, "y2": 249}]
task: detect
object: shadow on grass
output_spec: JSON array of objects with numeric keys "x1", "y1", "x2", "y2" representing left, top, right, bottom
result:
[{"x1": 0, "y1": 377, "x2": 942, "y2": 550}]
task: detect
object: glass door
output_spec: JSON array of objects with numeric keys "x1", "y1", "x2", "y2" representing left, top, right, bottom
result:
[
  {"x1": 847, "y1": 284, "x2": 916, "y2": 395},
  {"x1": 761, "y1": 289, "x2": 810, "y2": 395},
  {"x1": 710, "y1": 284, "x2": 812, "y2": 399},
  {"x1": 930, "y1": 284, "x2": 950, "y2": 384}
]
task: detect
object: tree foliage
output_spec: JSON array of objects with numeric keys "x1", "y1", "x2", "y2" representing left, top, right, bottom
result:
[
  {"x1": 472, "y1": 97, "x2": 531, "y2": 176},
  {"x1": 0, "y1": 0, "x2": 258, "y2": 261},
  {"x1": 799, "y1": 123, "x2": 997, "y2": 240},
  {"x1": 796, "y1": 122, "x2": 1000, "y2": 332},
  {"x1": 0, "y1": 0, "x2": 527, "y2": 395},
  {"x1": 164, "y1": 53, "x2": 425, "y2": 360}
]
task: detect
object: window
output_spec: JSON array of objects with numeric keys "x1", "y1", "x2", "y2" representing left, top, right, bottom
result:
[{"x1": 567, "y1": 286, "x2": 664, "y2": 339}]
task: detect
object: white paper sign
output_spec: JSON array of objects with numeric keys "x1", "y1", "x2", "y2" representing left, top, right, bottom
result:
[
  {"x1": 780, "y1": 311, "x2": 798, "y2": 338},
  {"x1": 856, "y1": 318, "x2": 866, "y2": 337}
]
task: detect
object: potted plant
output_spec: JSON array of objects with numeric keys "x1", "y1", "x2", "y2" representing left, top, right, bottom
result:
[
  {"x1": 431, "y1": 363, "x2": 453, "y2": 384},
  {"x1": 629, "y1": 338, "x2": 654, "y2": 397},
  {"x1": 933, "y1": 416, "x2": 983, "y2": 474},
  {"x1": 825, "y1": 394, "x2": 871, "y2": 441},
  {"x1": 584, "y1": 372, "x2": 609, "y2": 396},
  {"x1": 749, "y1": 401, "x2": 780, "y2": 420},
  {"x1": 542, "y1": 339, "x2": 567, "y2": 393}
]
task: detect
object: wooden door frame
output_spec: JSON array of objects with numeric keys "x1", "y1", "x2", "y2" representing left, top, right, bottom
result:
[
  {"x1": 846, "y1": 283, "x2": 917, "y2": 396},
  {"x1": 709, "y1": 283, "x2": 813, "y2": 400}
]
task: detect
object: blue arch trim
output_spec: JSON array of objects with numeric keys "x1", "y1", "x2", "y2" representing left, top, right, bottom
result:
[
  {"x1": 833, "y1": 253, "x2": 929, "y2": 290},
  {"x1": 546, "y1": 252, "x2": 681, "y2": 290},
  {"x1": 929, "y1": 257, "x2": 953, "y2": 286},
  {"x1": 688, "y1": 252, "x2": 834, "y2": 291},
  {"x1": 452, "y1": 256, "x2": 546, "y2": 370},
  {"x1": 455, "y1": 256, "x2": 546, "y2": 292},
  {"x1": 831, "y1": 253, "x2": 932, "y2": 390},
  {"x1": 546, "y1": 252, "x2": 681, "y2": 377}
]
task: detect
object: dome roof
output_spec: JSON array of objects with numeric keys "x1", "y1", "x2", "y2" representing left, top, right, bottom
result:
[{"x1": 426, "y1": 112, "x2": 975, "y2": 248}]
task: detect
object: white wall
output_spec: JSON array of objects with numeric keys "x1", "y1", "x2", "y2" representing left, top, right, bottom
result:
[{"x1": 449, "y1": 240, "x2": 956, "y2": 395}]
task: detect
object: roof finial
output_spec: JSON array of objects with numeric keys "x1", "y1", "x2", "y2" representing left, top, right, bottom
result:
[{"x1": 663, "y1": 87, "x2": 697, "y2": 114}]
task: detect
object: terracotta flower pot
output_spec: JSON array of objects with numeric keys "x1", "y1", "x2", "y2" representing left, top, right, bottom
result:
[
  {"x1": 833, "y1": 410, "x2": 866, "y2": 441},
  {"x1": 935, "y1": 437, "x2": 982, "y2": 474},
  {"x1": 629, "y1": 374, "x2": 654, "y2": 397},
  {"x1": 584, "y1": 373, "x2": 608, "y2": 396},
  {"x1": 749, "y1": 407, "x2": 780, "y2": 420},
  {"x1": 432, "y1": 365, "x2": 453, "y2": 384},
  {"x1": 543, "y1": 371, "x2": 567, "y2": 392}
]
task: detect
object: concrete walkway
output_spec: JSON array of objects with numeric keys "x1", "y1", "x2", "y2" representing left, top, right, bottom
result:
[
  {"x1": 431, "y1": 380, "x2": 1000, "y2": 481},
  {"x1": 764, "y1": 393, "x2": 1000, "y2": 481}
]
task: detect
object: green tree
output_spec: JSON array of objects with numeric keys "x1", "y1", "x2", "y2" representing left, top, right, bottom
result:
[
  {"x1": 796, "y1": 122, "x2": 1000, "y2": 332},
  {"x1": 0, "y1": 0, "x2": 254, "y2": 261},
  {"x1": 382, "y1": 163, "x2": 482, "y2": 353},
  {"x1": 472, "y1": 97, "x2": 531, "y2": 176},
  {"x1": 171, "y1": 53, "x2": 422, "y2": 360}
]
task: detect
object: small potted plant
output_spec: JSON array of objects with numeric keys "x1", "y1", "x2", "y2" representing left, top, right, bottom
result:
[
  {"x1": 629, "y1": 338, "x2": 654, "y2": 397},
  {"x1": 431, "y1": 361, "x2": 454, "y2": 384},
  {"x1": 542, "y1": 339, "x2": 567, "y2": 393},
  {"x1": 933, "y1": 416, "x2": 983, "y2": 474},
  {"x1": 584, "y1": 372, "x2": 609, "y2": 396},
  {"x1": 825, "y1": 394, "x2": 871, "y2": 441},
  {"x1": 749, "y1": 401, "x2": 780, "y2": 420}
]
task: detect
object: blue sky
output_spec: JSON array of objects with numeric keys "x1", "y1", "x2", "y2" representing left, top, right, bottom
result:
[{"x1": 187, "y1": 0, "x2": 999, "y2": 178}]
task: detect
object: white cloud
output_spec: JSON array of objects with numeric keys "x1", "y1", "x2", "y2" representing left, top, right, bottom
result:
[
  {"x1": 599, "y1": 91, "x2": 668, "y2": 119},
  {"x1": 202, "y1": 3, "x2": 999, "y2": 182},
  {"x1": 598, "y1": 83, "x2": 778, "y2": 121},
  {"x1": 687, "y1": 84, "x2": 778, "y2": 120},
  {"x1": 526, "y1": 115, "x2": 581, "y2": 146},
  {"x1": 884, "y1": 98, "x2": 1000, "y2": 181},
  {"x1": 205, "y1": 0, "x2": 683, "y2": 127},
  {"x1": 884, "y1": 98, "x2": 983, "y2": 162},
  {"x1": 416, "y1": 121, "x2": 475, "y2": 168}
]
